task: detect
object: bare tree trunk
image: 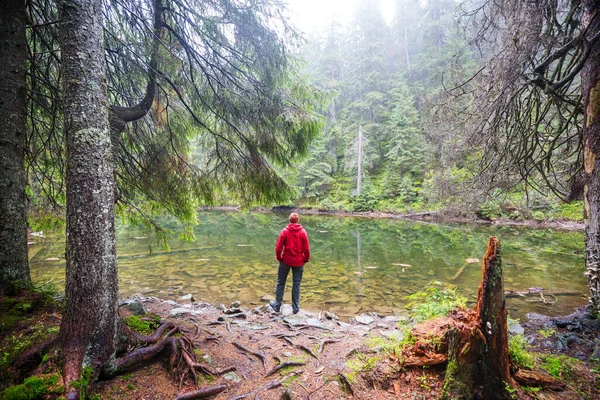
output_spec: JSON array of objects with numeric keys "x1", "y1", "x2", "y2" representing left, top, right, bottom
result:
[
  {"x1": 0, "y1": 0, "x2": 31, "y2": 295},
  {"x1": 329, "y1": 99, "x2": 337, "y2": 173},
  {"x1": 58, "y1": 0, "x2": 118, "y2": 397},
  {"x1": 357, "y1": 125, "x2": 363, "y2": 196},
  {"x1": 582, "y1": 0, "x2": 600, "y2": 317},
  {"x1": 443, "y1": 237, "x2": 512, "y2": 399}
]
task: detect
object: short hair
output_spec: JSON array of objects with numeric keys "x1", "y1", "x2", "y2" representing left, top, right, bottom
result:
[{"x1": 289, "y1": 213, "x2": 299, "y2": 223}]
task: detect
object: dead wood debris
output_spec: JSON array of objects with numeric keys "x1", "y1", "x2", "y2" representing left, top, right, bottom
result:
[
  {"x1": 296, "y1": 344, "x2": 319, "y2": 360},
  {"x1": 513, "y1": 369, "x2": 566, "y2": 390}
]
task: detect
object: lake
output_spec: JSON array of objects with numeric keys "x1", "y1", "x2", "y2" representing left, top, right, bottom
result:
[{"x1": 28, "y1": 211, "x2": 589, "y2": 320}]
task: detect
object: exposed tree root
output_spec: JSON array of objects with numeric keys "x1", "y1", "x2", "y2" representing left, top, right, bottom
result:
[
  {"x1": 338, "y1": 372, "x2": 355, "y2": 396},
  {"x1": 265, "y1": 361, "x2": 306, "y2": 377},
  {"x1": 402, "y1": 353, "x2": 447, "y2": 367},
  {"x1": 227, "y1": 372, "x2": 297, "y2": 400},
  {"x1": 232, "y1": 342, "x2": 267, "y2": 368},
  {"x1": 317, "y1": 339, "x2": 340, "y2": 355},
  {"x1": 174, "y1": 383, "x2": 228, "y2": 400},
  {"x1": 296, "y1": 344, "x2": 319, "y2": 360}
]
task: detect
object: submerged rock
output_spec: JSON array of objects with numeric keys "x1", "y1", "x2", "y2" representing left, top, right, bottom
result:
[{"x1": 178, "y1": 294, "x2": 196, "y2": 302}]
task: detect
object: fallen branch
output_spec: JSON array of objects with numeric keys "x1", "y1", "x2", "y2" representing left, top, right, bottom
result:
[
  {"x1": 174, "y1": 384, "x2": 228, "y2": 400},
  {"x1": 232, "y1": 342, "x2": 267, "y2": 368},
  {"x1": 265, "y1": 361, "x2": 306, "y2": 377},
  {"x1": 513, "y1": 369, "x2": 565, "y2": 390}
]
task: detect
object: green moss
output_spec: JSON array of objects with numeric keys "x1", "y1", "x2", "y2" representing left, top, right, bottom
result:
[
  {"x1": 537, "y1": 328, "x2": 555, "y2": 338},
  {"x1": 122, "y1": 315, "x2": 160, "y2": 335},
  {"x1": 0, "y1": 374, "x2": 63, "y2": 400},
  {"x1": 508, "y1": 334, "x2": 535, "y2": 370},
  {"x1": 540, "y1": 355, "x2": 581, "y2": 379}
]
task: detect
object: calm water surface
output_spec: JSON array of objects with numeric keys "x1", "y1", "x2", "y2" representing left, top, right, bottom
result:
[{"x1": 28, "y1": 212, "x2": 588, "y2": 319}]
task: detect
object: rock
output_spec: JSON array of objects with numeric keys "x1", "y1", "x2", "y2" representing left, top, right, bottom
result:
[
  {"x1": 381, "y1": 329, "x2": 404, "y2": 340},
  {"x1": 178, "y1": 294, "x2": 195, "y2": 302},
  {"x1": 280, "y1": 304, "x2": 294, "y2": 316},
  {"x1": 283, "y1": 351, "x2": 293, "y2": 357},
  {"x1": 383, "y1": 316, "x2": 401, "y2": 323},
  {"x1": 230, "y1": 301, "x2": 241, "y2": 308},
  {"x1": 280, "y1": 388, "x2": 292, "y2": 400},
  {"x1": 508, "y1": 323, "x2": 525, "y2": 335},
  {"x1": 126, "y1": 300, "x2": 146, "y2": 316},
  {"x1": 203, "y1": 354, "x2": 216, "y2": 367},
  {"x1": 170, "y1": 307, "x2": 192, "y2": 317},
  {"x1": 591, "y1": 339, "x2": 600, "y2": 361},
  {"x1": 165, "y1": 300, "x2": 177, "y2": 306},
  {"x1": 217, "y1": 304, "x2": 226, "y2": 311},
  {"x1": 354, "y1": 314, "x2": 375, "y2": 325},
  {"x1": 525, "y1": 335, "x2": 538, "y2": 345},
  {"x1": 306, "y1": 318, "x2": 329, "y2": 330},
  {"x1": 224, "y1": 307, "x2": 241, "y2": 314},
  {"x1": 283, "y1": 314, "x2": 307, "y2": 327},
  {"x1": 324, "y1": 311, "x2": 339, "y2": 320},
  {"x1": 337, "y1": 321, "x2": 351, "y2": 329},
  {"x1": 260, "y1": 294, "x2": 275, "y2": 302},
  {"x1": 222, "y1": 372, "x2": 242, "y2": 383},
  {"x1": 526, "y1": 312, "x2": 549, "y2": 321}
]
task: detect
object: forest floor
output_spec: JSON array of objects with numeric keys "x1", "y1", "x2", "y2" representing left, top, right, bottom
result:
[{"x1": 2, "y1": 292, "x2": 599, "y2": 400}]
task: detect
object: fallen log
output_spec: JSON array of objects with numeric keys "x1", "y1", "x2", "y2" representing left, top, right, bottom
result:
[{"x1": 513, "y1": 369, "x2": 566, "y2": 390}]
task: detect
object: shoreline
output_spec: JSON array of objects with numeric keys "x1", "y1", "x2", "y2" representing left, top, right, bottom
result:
[{"x1": 199, "y1": 205, "x2": 585, "y2": 232}]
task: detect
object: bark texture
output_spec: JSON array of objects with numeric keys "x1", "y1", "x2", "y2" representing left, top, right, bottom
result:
[
  {"x1": 58, "y1": 0, "x2": 118, "y2": 397},
  {"x1": 442, "y1": 236, "x2": 512, "y2": 399},
  {"x1": 0, "y1": 0, "x2": 31, "y2": 295},
  {"x1": 582, "y1": 0, "x2": 600, "y2": 317}
]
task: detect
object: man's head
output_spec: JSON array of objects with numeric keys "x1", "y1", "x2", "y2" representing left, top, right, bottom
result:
[{"x1": 289, "y1": 213, "x2": 300, "y2": 223}]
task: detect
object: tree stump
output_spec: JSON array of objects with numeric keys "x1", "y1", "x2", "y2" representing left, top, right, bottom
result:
[{"x1": 442, "y1": 236, "x2": 513, "y2": 399}]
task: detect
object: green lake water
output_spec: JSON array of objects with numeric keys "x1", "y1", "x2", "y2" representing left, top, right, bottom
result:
[{"x1": 28, "y1": 212, "x2": 589, "y2": 319}]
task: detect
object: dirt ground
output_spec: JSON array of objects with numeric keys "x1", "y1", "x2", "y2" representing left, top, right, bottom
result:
[{"x1": 2, "y1": 293, "x2": 599, "y2": 400}]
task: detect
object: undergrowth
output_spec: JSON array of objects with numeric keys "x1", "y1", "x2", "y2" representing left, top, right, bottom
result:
[{"x1": 405, "y1": 281, "x2": 466, "y2": 322}]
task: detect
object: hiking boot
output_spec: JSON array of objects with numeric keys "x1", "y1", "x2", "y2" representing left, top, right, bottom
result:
[{"x1": 269, "y1": 300, "x2": 281, "y2": 313}]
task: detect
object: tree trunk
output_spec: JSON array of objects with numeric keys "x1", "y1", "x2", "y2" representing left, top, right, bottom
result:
[
  {"x1": 58, "y1": 0, "x2": 118, "y2": 397},
  {"x1": 442, "y1": 237, "x2": 513, "y2": 399},
  {"x1": 0, "y1": 0, "x2": 31, "y2": 295},
  {"x1": 582, "y1": 0, "x2": 600, "y2": 317}
]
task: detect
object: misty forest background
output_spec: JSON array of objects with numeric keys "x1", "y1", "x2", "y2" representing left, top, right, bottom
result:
[{"x1": 274, "y1": 0, "x2": 584, "y2": 221}]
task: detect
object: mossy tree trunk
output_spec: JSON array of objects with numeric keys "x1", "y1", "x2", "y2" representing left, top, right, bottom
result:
[
  {"x1": 0, "y1": 0, "x2": 31, "y2": 295},
  {"x1": 582, "y1": 0, "x2": 600, "y2": 318},
  {"x1": 58, "y1": 0, "x2": 118, "y2": 397},
  {"x1": 442, "y1": 237, "x2": 513, "y2": 399}
]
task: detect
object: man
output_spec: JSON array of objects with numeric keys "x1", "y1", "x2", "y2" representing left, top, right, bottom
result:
[{"x1": 270, "y1": 212, "x2": 310, "y2": 314}]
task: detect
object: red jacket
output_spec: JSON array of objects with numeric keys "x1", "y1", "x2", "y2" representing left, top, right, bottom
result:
[{"x1": 275, "y1": 223, "x2": 310, "y2": 267}]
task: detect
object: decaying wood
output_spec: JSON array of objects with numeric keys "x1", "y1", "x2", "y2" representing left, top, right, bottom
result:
[
  {"x1": 265, "y1": 361, "x2": 306, "y2": 377},
  {"x1": 442, "y1": 237, "x2": 514, "y2": 399},
  {"x1": 174, "y1": 384, "x2": 228, "y2": 400},
  {"x1": 232, "y1": 342, "x2": 267, "y2": 368},
  {"x1": 474, "y1": 236, "x2": 513, "y2": 391},
  {"x1": 402, "y1": 353, "x2": 447, "y2": 367},
  {"x1": 513, "y1": 369, "x2": 566, "y2": 390}
]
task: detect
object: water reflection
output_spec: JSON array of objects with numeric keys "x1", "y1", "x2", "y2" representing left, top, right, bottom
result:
[{"x1": 28, "y1": 212, "x2": 588, "y2": 320}]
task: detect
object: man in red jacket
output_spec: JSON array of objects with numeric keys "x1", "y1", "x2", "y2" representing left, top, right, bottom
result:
[{"x1": 270, "y1": 212, "x2": 310, "y2": 314}]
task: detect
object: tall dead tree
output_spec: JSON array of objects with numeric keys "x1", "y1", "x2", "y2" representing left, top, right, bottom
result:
[{"x1": 442, "y1": 237, "x2": 513, "y2": 399}]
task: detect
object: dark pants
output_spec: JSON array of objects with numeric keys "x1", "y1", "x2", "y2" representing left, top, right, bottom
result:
[{"x1": 274, "y1": 261, "x2": 304, "y2": 313}]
